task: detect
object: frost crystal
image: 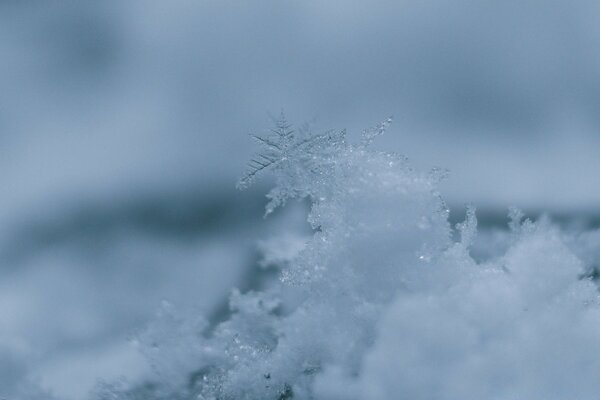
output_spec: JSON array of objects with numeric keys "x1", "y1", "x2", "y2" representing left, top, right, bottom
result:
[
  {"x1": 456, "y1": 204, "x2": 477, "y2": 249},
  {"x1": 96, "y1": 115, "x2": 600, "y2": 400},
  {"x1": 238, "y1": 112, "x2": 349, "y2": 216}
]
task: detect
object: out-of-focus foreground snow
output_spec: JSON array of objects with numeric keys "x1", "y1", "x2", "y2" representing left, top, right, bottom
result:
[{"x1": 1, "y1": 1, "x2": 600, "y2": 399}]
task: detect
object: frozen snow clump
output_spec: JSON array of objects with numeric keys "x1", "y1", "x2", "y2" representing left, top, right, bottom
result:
[{"x1": 95, "y1": 115, "x2": 600, "y2": 400}]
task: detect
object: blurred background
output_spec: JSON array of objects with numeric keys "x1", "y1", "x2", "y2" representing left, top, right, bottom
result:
[{"x1": 1, "y1": 1, "x2": 600, "y2": 398}]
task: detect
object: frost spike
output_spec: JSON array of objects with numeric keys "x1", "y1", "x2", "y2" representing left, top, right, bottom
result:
[
  {"x1": 251, "y1": 134, "x2": 281, "y2": 150},
  {"x1": 360, "y1": 116, "x2": 393, "y2": 147},
  {"x1": 259, "y1": 154, "x2": 276, "y2": 163}
]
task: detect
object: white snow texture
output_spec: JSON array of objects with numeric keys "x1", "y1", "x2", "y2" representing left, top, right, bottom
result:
[{"x1": 96, "y1": 116, "x2": 600, "y2": 400}]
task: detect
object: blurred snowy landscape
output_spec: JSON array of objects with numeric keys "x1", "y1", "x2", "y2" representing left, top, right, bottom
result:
[{"x1": 2, "y1": 1, "x2": 600, "y2": 399}]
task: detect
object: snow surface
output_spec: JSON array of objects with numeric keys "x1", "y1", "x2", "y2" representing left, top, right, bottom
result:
[{"x1": 87, "y1": 118, "x2": 600, "y2": 400}]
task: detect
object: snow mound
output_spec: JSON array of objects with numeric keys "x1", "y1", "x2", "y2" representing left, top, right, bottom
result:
[{"x1": 95, "y1": 116, "x2": 600, "y2": 400}]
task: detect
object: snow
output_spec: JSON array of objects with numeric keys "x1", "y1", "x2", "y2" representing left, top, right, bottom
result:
[
  {"x1": 3, "y1": 2, "x2": 600, "y2": 398},
  {"x1": 92, "y1": 117, "x2": 600, "y2": 399},
  {"x1": 354, "y1": 225, "x2": 600, "y2": 400}
]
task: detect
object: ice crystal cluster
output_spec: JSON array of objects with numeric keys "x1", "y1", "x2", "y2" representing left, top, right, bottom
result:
[{"x1": 97, "y1": 115, "x2": 600, "y2": 400}]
